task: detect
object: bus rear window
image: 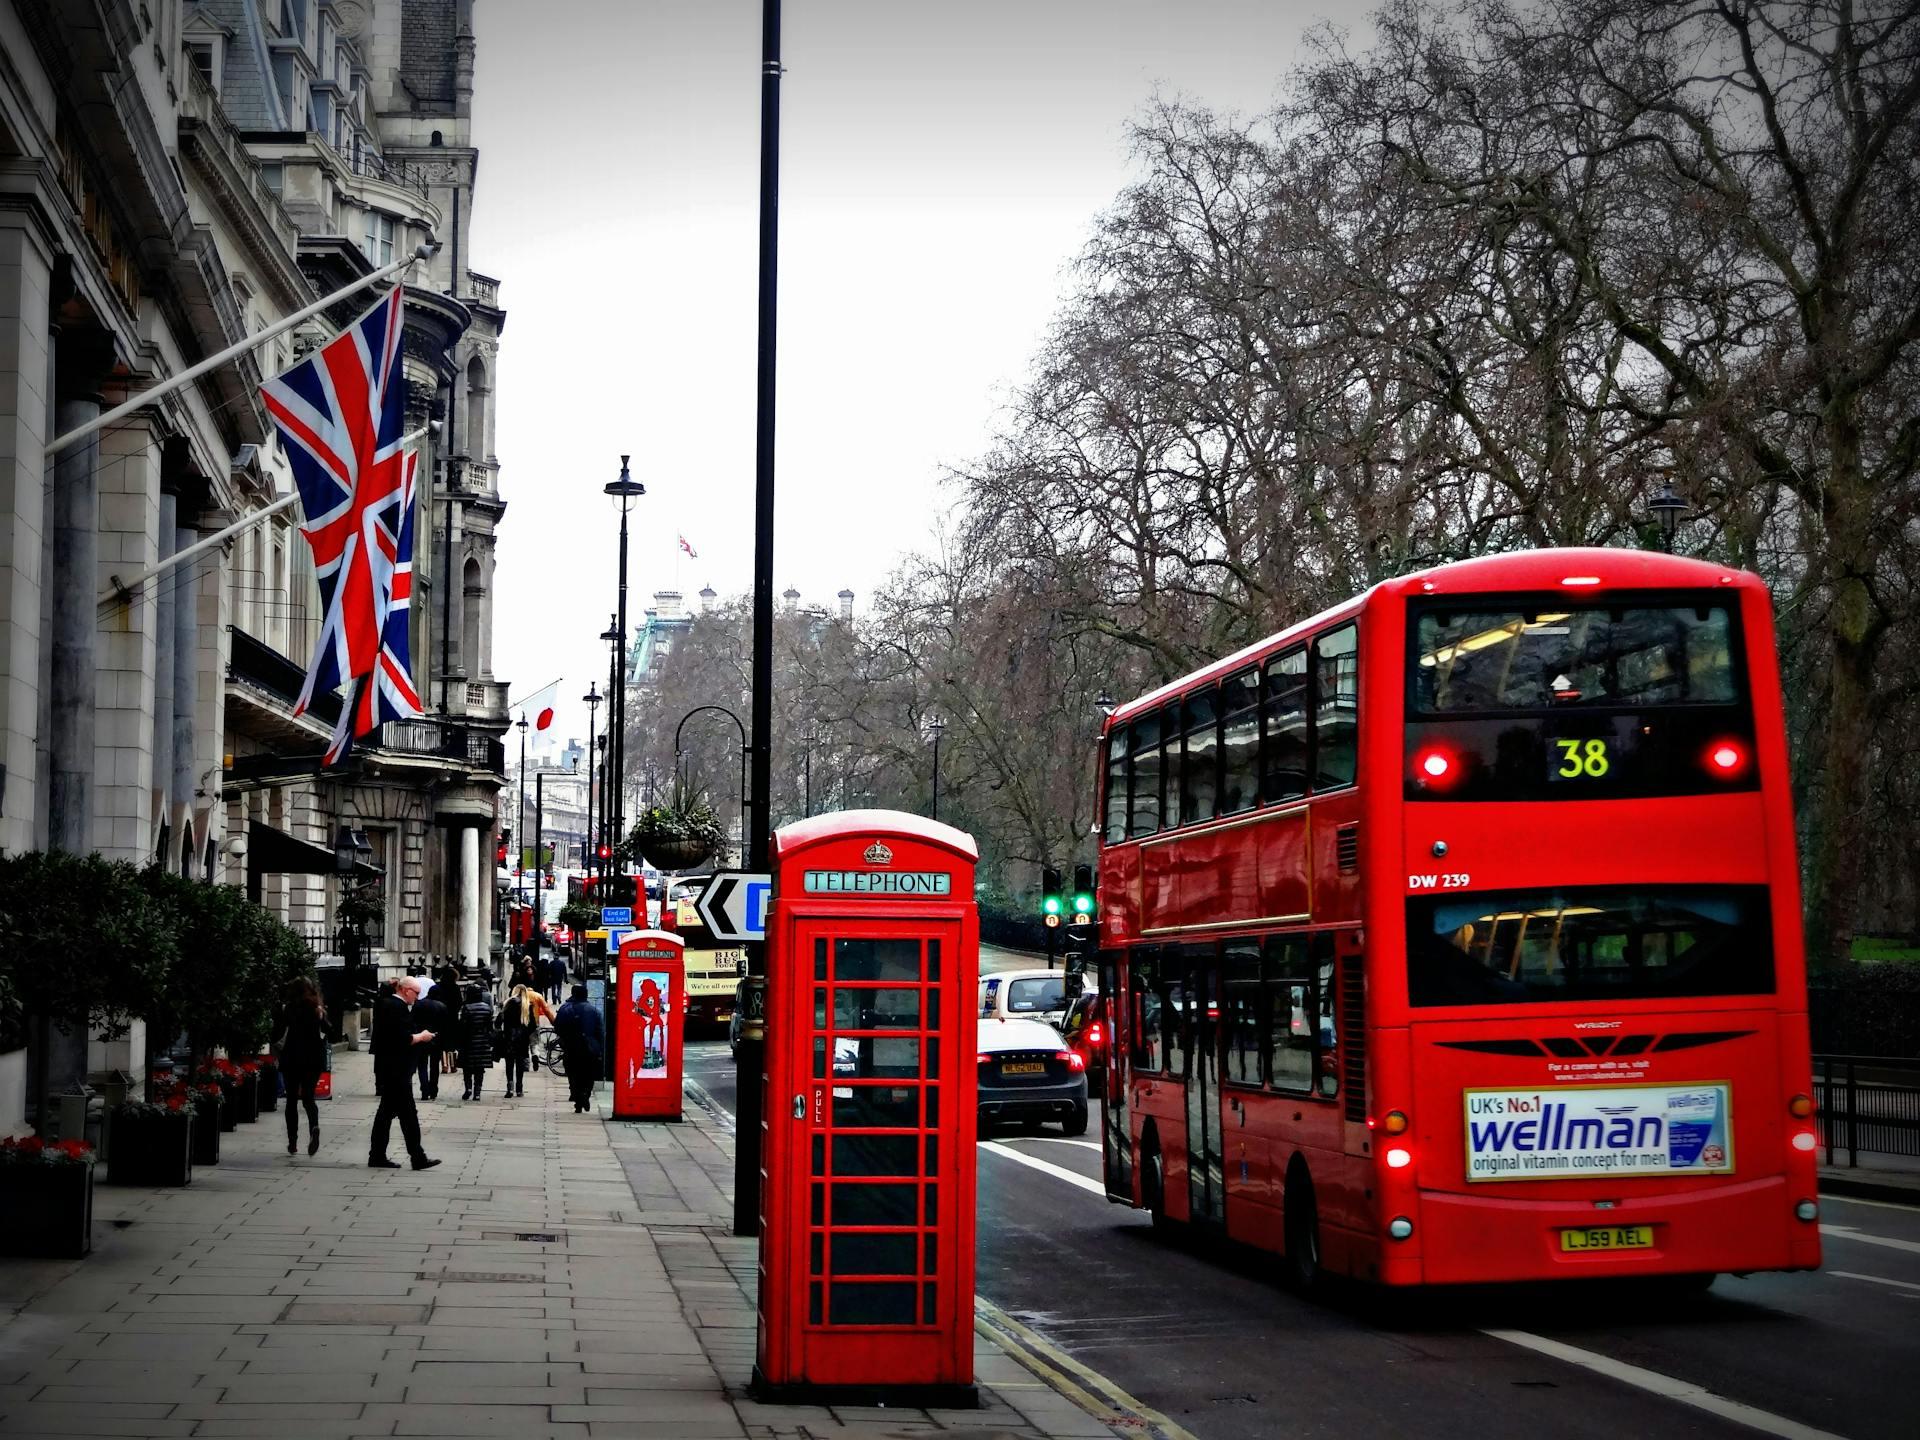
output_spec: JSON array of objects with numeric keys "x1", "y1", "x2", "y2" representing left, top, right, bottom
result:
[
  {"x1": 1407, "y1": 885, "x2": 1773, "y2": 1006},
  {"x1": 1412, "y1": 604, "x2": 1739, "y2": 713}
]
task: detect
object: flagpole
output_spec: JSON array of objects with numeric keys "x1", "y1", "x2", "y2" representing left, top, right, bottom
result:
[
  {"x1": 45, "y1": 245, "x2": 434, "y2": 459},
  {"x1": 94, "y1": 421, "x2": 438, "y2": 608}
]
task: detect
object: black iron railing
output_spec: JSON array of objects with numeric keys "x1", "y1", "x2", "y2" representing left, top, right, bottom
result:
[
  {"x1": 380, "y1": 719, "x2": 505, "y2": 774},
  {"x1": 1814, "y1": 1054, "x2": 1920, "y2": 1168}
]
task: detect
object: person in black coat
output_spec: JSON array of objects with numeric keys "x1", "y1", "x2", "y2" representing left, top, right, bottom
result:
[
  {"x1": 459, "y1": 984, "x2": 496, "y2": 1099},
  {"x1": 275, "y1": 977, "x2": 328, "y2": 1156},
  {"x1": 553, "y1": 984, "x2": 604, "y2": 1113},
  {"x1": 546, "y1": 950, "x2": 569, "y2": 1006},
  {"x1": 411, "y1": 983, "x2": 452, "y2": 1101},
  {"x1": 428, "y1": 967, "x2": 464, "y2": 1081},
  {"x1": 369, "y1": 977, "x2": 441, "y2": 1170}
]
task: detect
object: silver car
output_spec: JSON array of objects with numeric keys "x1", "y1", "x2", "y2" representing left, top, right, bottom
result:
[{"x1": 976, "y1": 1017, "x2": 1088, "y2": 1135}]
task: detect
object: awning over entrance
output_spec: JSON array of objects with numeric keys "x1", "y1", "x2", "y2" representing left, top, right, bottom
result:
[{"x1": 246, "y1": 820, "x2": 382, "y2": 902}]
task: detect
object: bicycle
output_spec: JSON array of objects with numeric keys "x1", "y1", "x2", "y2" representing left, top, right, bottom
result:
[{"x1": 534, "y1": 1027, "x2": 567, "y2": 1077}]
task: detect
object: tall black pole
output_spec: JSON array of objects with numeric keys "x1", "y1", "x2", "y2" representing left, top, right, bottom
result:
[
  {"x1": 534, "y1": 770, "x2": 546, "y2": 946},
  {"x1": 613, "y1": 489, "x2": 631, "y2": 865},
  {"x1": 604, "y1": 616, "x2": 618, "y2": 864},
  {"x1": 737, "y1": 0, "x2": 781, "y2": 1238}
]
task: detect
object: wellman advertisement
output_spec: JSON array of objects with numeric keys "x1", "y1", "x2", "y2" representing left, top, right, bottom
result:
[{"x1": 1464, "y1": 1083, "x2": 1734, "y2": 1182}]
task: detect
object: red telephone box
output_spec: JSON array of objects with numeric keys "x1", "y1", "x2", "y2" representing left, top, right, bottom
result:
[
  {"x1": 613, "y1": 931, "x2": 684, "y2": 1120},
  {"x1": 754, "y1": 811, "x2": 979, "y2": 1408}
]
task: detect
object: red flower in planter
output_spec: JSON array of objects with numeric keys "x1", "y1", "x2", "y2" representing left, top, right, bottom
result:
[
  {"x1": 238, "y1": 1061, "x2": 259, "y2": 1074},
  {"x1": 0, "y1": 1135, "x2": 93, "y2": 1166}
]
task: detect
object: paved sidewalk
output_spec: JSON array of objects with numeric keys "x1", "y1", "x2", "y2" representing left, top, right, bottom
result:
[{"x1": 0, "y1": 1048, "x2": 1133, "y2": 1439}]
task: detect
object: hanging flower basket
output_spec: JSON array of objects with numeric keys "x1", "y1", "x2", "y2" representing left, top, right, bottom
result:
[
  {"x1": 634, "y1": 792, "x2": 725, "y2": 872},
  {"x1": 644, "y1": 836, "x2": 713, "y2": 870},
  {"x1": 107, "y1": 1101, "x2": 193, "y2": 1188},
  {"x1": 0, "y1": 1137, "x2": 96, "y2": 1258}
]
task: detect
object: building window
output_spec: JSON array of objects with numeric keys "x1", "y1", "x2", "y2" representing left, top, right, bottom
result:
[
  {"x1": 363, "y1": 211, "x2": 395, "y2": 267},
  {"x1": 259, "y1": 162, "x2": 282, "y2": 196},
  {"x1": 362, "y1": 828, "x2": 394, "y2": 948},
  {"x1": 186, "y1": 41, "x2": 216, "y2": 89}
]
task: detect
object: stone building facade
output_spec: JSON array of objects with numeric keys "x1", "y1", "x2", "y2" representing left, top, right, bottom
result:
[{"x1": 0, "y1": 0, "x2": 513, "y2": 1134}]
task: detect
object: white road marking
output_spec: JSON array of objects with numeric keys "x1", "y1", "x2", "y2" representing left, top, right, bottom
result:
[
  {"x1": 1821, "y1": 1193, "x2": 1920, "y2": 1213},
  {"x1": 980, "y1": 1140, "x2": 1108, "y2": 1196},
  {"x1": 1828, "y1": 1270, "x2": 1920, "y2": 1295},
  {"x1": 1003, "y1": 1136, "x2": 1103, "y2": 1152},
  {"x1": 1484, "y1": 1329, "x2": 1852, "y2": 1440},
  {"x1": 1820, "y1": 1223, "x2": 1920, "y2": 1254}
]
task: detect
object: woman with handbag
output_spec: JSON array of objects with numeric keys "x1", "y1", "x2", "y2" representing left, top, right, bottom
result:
[
  {"x1": 497, "y1": 984, "x2": 552, "y2": 1098},
  {"x1": 276, "y1": 977, "x2": 328, "y2": 1156}
]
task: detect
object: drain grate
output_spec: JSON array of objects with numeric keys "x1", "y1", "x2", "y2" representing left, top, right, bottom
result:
[
  {"x1": 418, "y1": 1271, "x2": 541, "y2": 1284},
  {"x1": 515, "y1": 1231, "x2": 558, "y2": 1243}
]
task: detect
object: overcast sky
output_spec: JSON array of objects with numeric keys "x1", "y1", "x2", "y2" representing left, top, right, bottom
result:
[{"x1": 472, "y1": 0, "x2": 1346, "y2": 747}]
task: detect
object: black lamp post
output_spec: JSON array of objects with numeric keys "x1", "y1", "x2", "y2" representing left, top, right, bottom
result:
[
  {"x1": 605, "y1": 458, "x2": 645, "y2": 882},
  {"x1": 598, "y1": 611, "x2": 623, "y2": 867},
  {"x1": 802, "y1": 729, "x2": 820, "y2": 818},
  {"x1": 515, "y1": 713, "x2": 529, "y2": 917},
  {"x1": 582, "y1": 683, "x2": 601, "y2": 888},
  {"x1": 927, "y1": 715, "x2": 946, "y2": 823},
  {"x1": 1647, "y1": 483, "x2": 1689, "y2": 553}
]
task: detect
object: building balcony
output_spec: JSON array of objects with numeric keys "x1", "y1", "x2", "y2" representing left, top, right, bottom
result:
[
  {"x1": 380, "y1": 719, "x2": 505, "y2": 775},
  {"x1": 466, "y1": 271, "x2": 500, "y2": 308}
]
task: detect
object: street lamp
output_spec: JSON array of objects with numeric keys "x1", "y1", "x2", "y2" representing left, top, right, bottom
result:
[
  {"x1": 674, "y1": 705, "x2": 748, "y2": 863},
  {"x1": 582, "y1": 683, "x2": 601, "y2": 891},
  {"x1": 927, "y1": 715, "x2": 946, "y2": 823},
  {"x1": 605, "y1": 456, "x2": 646, "y2": 880},
  {"x1": 1647, "y1": 482, "x2": 1689, "y2": 553},
  {"x1": 515, "y1": 713, "x2": 530, "y2": 920},
  {"x1": 598, "y1": 613, "x2": 620, "y2": 861},
  {"x1": 1096, "y1": 689, "x2": 1116, "y2": 717}
]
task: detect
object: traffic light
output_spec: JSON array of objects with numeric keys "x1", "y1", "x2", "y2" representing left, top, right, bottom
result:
[
  {"x1": 1072, "y1": 863, "x2": 1095, "y2": 920},
  {"x1": 596, "y1": 843, "x2": 612, "y2": 861},
  {"x1": 497, "y1": 831, "x2": 510, "y2": 865},
  {"x1": 1040, "y1": 867, "x2": 1063, "y2": 929}
]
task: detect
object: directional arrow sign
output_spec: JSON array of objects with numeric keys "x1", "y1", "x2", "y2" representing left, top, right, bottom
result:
[{"x1": 696, "y1": 871, "x2": 772, "y2": 944}]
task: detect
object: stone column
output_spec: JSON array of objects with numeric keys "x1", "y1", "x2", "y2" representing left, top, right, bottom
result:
[
  {"x1": 170, "y1": 525, "x2": 198, "y2": 872},
  {"x1": 151, "y1": 492, "x2": 175, "y2": 855},
  {"x1": 47, "y1": 395, "x2": 98, "y2": 855},
  {"x1": 460, "y1": 823, "x2": 482, "y2": 965},
  {"x1": 94, "y1": 417, "x2": 159, "y2": 863},
  {"x1": 0, "y1": 213, "x2": 52, "y2": 858}
]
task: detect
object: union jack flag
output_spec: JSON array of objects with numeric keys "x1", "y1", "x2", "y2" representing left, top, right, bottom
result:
[
  {"x1": 261, "y1": 286, "x2": 408, "y2": 722},
  {"x1": 324, "y1": 448, "x2": 423, "y2": 764}
]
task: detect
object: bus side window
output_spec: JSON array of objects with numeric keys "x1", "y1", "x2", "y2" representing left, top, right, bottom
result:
[
  {"x1": 1222, "y1": 943, "x2": 1263, "y2": 1086},
  {"x1": 1219, "y1": 668, "x2": 1260, "y2": 814},
  {"x1": 1129, "y1": 712, "x2": 1162, "y2": 838},
  {"x1": 1263, "y1": 649, "x2": 1308, "y2": 803},
  {"x1": 1159, "y1": 703, "x2": 1182, "y2": 833},
  {"x1": 1104, "y1": 725, "x2": 1129, "y2": 844},
  {"x1": 1160, "y1": 969, "x2": 1188, "y2": 1078},
  {"x1": 1314, "y1": 935, "x2": 1340, "y2": 1098},
  {"x1": 1182, "y1": 687, "x2": 1219, "y2": 825},
  {"x1": 1265, "y1": 935, "x2": 1313, "y2": 1092},
  {"x1": 1131, "y1": 952, "x2": 1162, "y2": 1072},
  {"x1": 1314, "y1": 625, "x2": 1359, "y2": 790}
]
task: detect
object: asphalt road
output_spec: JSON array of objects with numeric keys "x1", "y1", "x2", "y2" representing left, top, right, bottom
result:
[{"x1": 682, "y1": 1040, "x2": 1917, "y2": 1440}]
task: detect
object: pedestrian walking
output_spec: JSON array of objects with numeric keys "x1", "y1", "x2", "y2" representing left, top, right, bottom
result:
[
  {"x1": 368, "y1": 976, "x2": 441, "y2": 1170},
  {"x1": 274, "y1": 976, "x2": 328, "y2": 1157},
  {"x1": 546, "y1": 949, "x2": 568, "y2": 1006},
  {"x1": 510, "y1": 950, "x2": 538, "y2": 994},
  {"x1": 553, "y1": 983, "x2": 604, "y2": 1113},
  {"x1": 411, "y1": 981, "x2": 452, "y2": 1101},
  {"x1": 459, "y1": 983, "x2": 496, "y2": 1099},
  {"x1": 497, "y1": 983, "x2": 552, "y2": 1098},
  {"x1": 428, "y1": 966, "x2": 463, "y2": 1080}
]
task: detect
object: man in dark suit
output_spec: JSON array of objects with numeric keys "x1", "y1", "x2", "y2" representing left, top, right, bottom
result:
[
  {"x1": 369, "y1": 975, "x2": 443, "y2": 1170},
  {"x1": 411, "y1": 980, "x2": 452, "y2": 1101}
]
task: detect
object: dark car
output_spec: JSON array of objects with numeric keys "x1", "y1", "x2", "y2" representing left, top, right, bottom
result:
[
  {"x1": 976, "y1": 1017, "x2": 1088, "y2": 1135},
  {"x1": 1059, "y1": 991, "x2": 1108, "y2": 1090}
]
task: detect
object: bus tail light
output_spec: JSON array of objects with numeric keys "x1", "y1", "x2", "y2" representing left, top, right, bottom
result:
[
  {"x1": 1385, "y1": 1146, "x2": 1413, "y2": 1169},
  {"x1": 1706, "y1": 740, "x2": 1748, "y2": 777},
  {"x1": 1795, "y1": 1200, "x2": 1818, "y2": 1222},
  {"x1": 1413, "y1": 747, "x2": 1462, "y2": 791},
  {"x1": 1381, "y1": 1110, "x2": 1409, "y2": 1135},
  {"x1": 1388, "y1": 1217, "x2": 1414, "y2": 1240},
  {"x1": 1788, "y1": 1093, "x2": 1814, "y2": 1118},
  {"x1": 1790, "y1": 1130, "x2": 1817, "y2": 1152},
  {"x1": 1058, "y1": 1049, "x2": 1086, "y2": 1074}
]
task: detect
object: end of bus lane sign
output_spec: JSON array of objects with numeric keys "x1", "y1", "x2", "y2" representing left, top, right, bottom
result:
[{"x1": 697, "y1": 872, "x2": 771, "y2": 943}]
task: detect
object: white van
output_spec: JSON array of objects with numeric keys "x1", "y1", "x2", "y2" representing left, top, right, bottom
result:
[{"x1": 979, "y1": 967, "x2": 1095, "y2": 1025}]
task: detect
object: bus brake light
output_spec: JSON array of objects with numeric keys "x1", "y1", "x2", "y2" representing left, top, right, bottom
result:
[
  {"x1": 1708, "y1": 740, "x2": 1747, "y2": 775},
  {"x1": 1790, "y1": 1130, "x2": 1817, "y2": 1152},
  {"x1": 1385, "y1": 1146, "x2": 1413, "y2": 1169}
]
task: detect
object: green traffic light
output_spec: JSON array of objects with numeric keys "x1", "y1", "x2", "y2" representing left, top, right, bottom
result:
[
  {"x1": 1042, "y1": 896, "x2": 1062, "y2": 916},
  {"x1": 1073, "y1": 894, "x2": 1094, "y2": 915}
]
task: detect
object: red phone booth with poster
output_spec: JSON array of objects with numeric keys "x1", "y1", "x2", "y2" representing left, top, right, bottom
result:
[
  {"x1": 754, "y1": 810, "x2": 979, "y2": 1408},
  {"x1": 613, "y1": 931, "x2": 684, "y2": 1120}
]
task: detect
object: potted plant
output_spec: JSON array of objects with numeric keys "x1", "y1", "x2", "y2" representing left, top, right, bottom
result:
[
  {"x1": 179, "y1": 1082, "x2": 223, "y2": 1166},
  {"x1": 233, "y1": 1059, "x2": 262, "y2": 1123},
  {"x1": 0, "y1": 1135, "x2": 95, "y2": 1257},
  {"x1": 194, "y1": 1061, "x2": 243, "y2": 1132},
  {"x1": 106, "y1": 1094, "x2": 192, "y2": 1187},
  {"x1": 255, "y1": 1054, "x2": 279, "y2": 1114},
  {"x1": 631, "y1": 778, "x2": 725, "y2": 871}
]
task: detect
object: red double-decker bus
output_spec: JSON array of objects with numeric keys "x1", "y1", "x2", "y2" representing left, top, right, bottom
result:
[{"x1": 1093, "y1": 548, "x2": 1822, "y2": 1288}]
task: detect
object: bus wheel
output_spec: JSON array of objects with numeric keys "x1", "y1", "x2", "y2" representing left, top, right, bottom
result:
[{"x1": 1284, "y1": 1167, "x2": 1323, "y2": 1295}]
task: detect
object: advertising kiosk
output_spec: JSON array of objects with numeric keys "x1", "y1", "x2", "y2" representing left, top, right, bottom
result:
[
  {"x1": 613, "y1": 931, "x2": 684, "y2": 1120},
  {"x1": 753, "y1": 811, "x2": 980, "y2": 1408}
]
